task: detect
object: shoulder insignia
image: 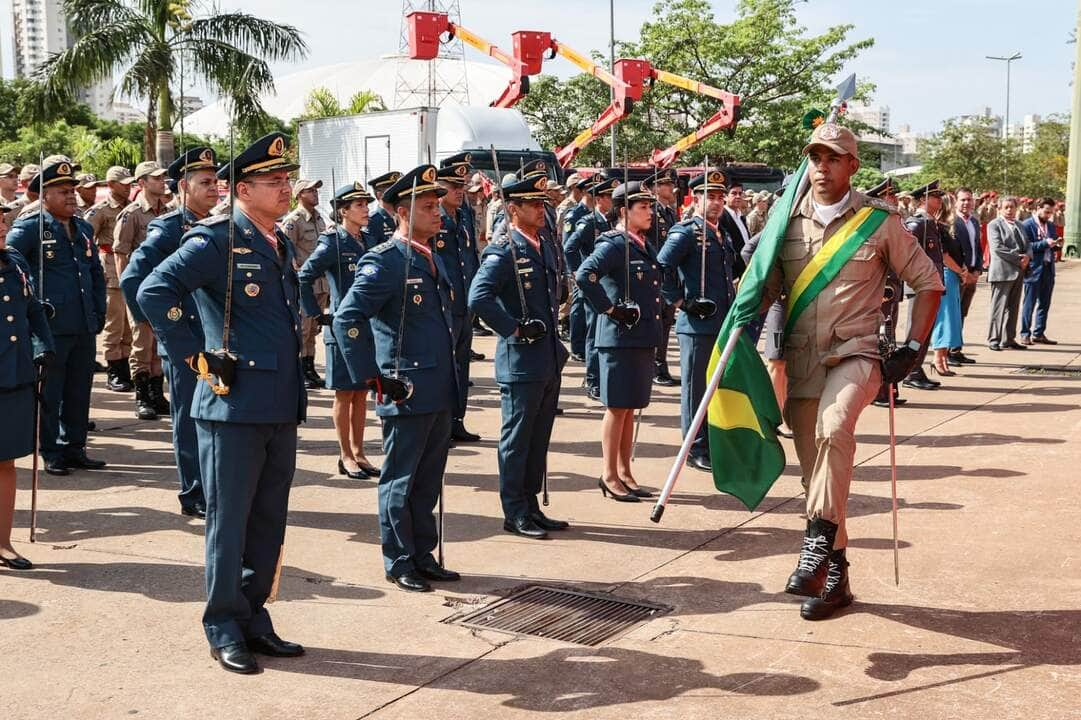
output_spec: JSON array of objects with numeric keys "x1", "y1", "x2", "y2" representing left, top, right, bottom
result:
[
  {"x1": 371, "y1": 240, "x2": 395, "y2": 254},
  {"x1": 197, "y1": 215, "x2": 230, "y2": 227},
  {"x1": 359, "y1": 263, "x2": 379, "y2": 277},
  {"x1": 865, "y1": 196, "x2": 897, "y2": 214}
]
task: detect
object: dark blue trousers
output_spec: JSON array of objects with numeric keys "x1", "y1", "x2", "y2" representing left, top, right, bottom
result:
[
  {"x1": 497, "y1": 372, "x2": 561, "y2": 520},
  {"x1": 569, "y1": 286, "x2": 587, "y2": 356},
  {"x1": 1020, "y1": 267, "x2": 1055, "y2": 338},
  {"x1": 454, "y1": 313, "x2": 471, "y2": 420},
  {"x1": 379, "y1": 410, "x2": 451, "y2": 575},
  {"x1": 584, "y1": 305, "x2": 599, "y2": 388},
  {"x1": 40, "y1": 332, "x2": 94, "y2": 463},
  {"x1": 196, "y1": 419, "x2": 296, "y2": 649},
  {"x1": 164, "y1": 356, "x2": 204, "y2": 511},
  {"x1": 678, "y1": 333, "x2": 713, "y2": 459}
]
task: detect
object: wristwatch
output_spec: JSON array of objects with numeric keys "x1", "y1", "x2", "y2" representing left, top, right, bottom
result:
[{"x1": 905, "y1": 339, "x2": 921, "y2": 353}]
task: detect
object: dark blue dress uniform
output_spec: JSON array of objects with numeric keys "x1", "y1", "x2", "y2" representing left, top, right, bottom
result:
[
  {"x1": 645, "y1": 170, "x2": 681, "y2": 382},
  {"x1": 137, "y1": 132, "x2": 306, "y2": 652},
  {"x1": 367, "y1": 171, "x2": 402, "y2": 243},
  {"x1": 468, "y1": 180, "x2": 568, "y2": 523},
  {"x1": 575, "y1": 183, "x2": 663, "y2": 410},
  {"x1": 564, "y1": 179, "x2": 617, "y2": 393},
  {"x1": 0, "y1": 247, "x2": 55, "y2": 461},
  {"x1": 562, "y1": 197, "x2": 592, "y2": 357},
  {"x1": 333, "y1": 165, "x2": 458, "y2": 579},
  {"x1": 8, "y1": 162, "x2": 106, "y2": 468},
  {"x1": 298, "y1": 185, "x2": 373, "y2": 391},
  {"x1": 658, "y1": 212, "x2": 736, "y2": 461}
]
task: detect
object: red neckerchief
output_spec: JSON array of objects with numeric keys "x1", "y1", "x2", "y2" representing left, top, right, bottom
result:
[
  {"x1": 396, "y1": 234, "x2": 437, "y2": 275},
  {"x1": 626, "y1": 229, "x2": 647, "y2": 251},
  {"x1": 515, "y1": 227, "x2": 542, "y2": 255}
]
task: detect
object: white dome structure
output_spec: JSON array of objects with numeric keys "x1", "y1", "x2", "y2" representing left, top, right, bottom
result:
[{"x1": 183, "y1": 56, "x2": 513, "y2": 137}]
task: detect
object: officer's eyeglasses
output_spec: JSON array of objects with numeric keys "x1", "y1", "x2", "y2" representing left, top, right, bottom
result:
[{"x1": 245, "y1": 179, "x2": 292, "y2": 190}]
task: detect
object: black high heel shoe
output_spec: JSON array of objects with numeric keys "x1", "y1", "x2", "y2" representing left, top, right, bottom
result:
[
  {"x1": 338, "y1": 458, "x2": 369, "y2": 480},
  {"x1": 929, "y1": 364, "x2": 956, "y2": 378},
  {"x1": 356, "y1": 459, "x2": 381, "y2": 477},
  {"x1": 598, "y1": 477, "x2": 640, "y2": 503},
  {"x1": 0, "y1": 555, "x2": 33, "y2": 570},
  {"x1": 619, "y1": 480, "x2": 654, "y2": 499}
]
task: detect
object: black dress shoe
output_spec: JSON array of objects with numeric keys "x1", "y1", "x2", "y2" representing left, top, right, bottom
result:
[
  {"x1": 586, "y1": 386, "x2": 601, "y2": 402},
  {"x1": 949, "y1": 351, "x2": 976, "y2": 365},
  {"x1": 652, "y1": 370, "x2": 678, "y2": 387},
  {"x1": 45, "y1": 459, "x2": 70, "y2": 476},
  {"x1": 451, "y1": 421, "x2": 480, "y2": 442},
  {"x1": 530, "y1": 511, "x2": 570, "y2": 530},
  {"x1": 64, "y1": 452, "x2": 107, "y2": 470},
  {"x1": 554, "y1": 407, "x2": 564, "y2": 415},
  {"x1": 181, "y1": 503, "x2": 207, "y2": 519},
  {"x1": 1004, "y1": 341, "x2": 1027, "y2": 350},
  {"x1": 503, "y1": 516, "x2": 548, "y2": 539},
  {"x1": 87, "y1": 421, "x2": 97, "y2": 432},
  {"x1": 988, "y1": 343, "x2": 1002, "y2": 351},
  {"x1": 470, "y1": 349, "x2": 485, "y2": 361},
  {"x1": 337, "y1": 457, "x2": 369, "y2": 480},
  {"x1": 386, "y1": 570, "x2": 432, "y2": 592},
  {"x1": 211, "y1": 642, "x2": 260, "y2": 674},
  {"x1": 901, "y1": 375, "x2": 937, "y2": 391},
  {"x1": 0, "y1": 555, "x2": 33, "y2": 570},
  {"x1": 472, "y1": 322, "x2": 494, "y2": 337},
  {"x1": 1033, "y1": 335, "x2": 1058, "y2": 345},
  {"x1": 687, "y1": 455, "x2": 712, "y2": 472},
  {"x1": 416, "y1": 563, "x2": 461, "y2": 581},
  {"x1": 247, "y1": 632, "x2": 305, "y2": 657}
]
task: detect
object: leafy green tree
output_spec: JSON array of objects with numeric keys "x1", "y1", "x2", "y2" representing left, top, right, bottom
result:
[
  {"x1": 346, "y1": 90, "x2": 387, "y2": 115},
  {"x1": 519, "y1": 0, "x2": 874, "y2": 169},
  {"x1": 1019, "y1": 115, "x2": 1068, "y2": 198},
  {"x1": 916, "y1": 118, "x2": 1011, "y2": 193},
  {"x1": 31, "y1": 0, "x2": 308, "y2": 163}
]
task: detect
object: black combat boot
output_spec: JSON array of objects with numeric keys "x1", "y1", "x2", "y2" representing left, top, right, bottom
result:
[
  {"x1": 800, "y1": 549, "x2": 854, "y2": 620},
  {"x1": 303, "y1": 357, "x2": 323, "y2": 389},
  {"x1": 785, "y1": 518, "x2": 838, "y2": 598},
  {"x1": 902, "y1": 366, "x2": 938, "y2": 390},
  {"x1": 150, "y1": 375, "x2": 170, "y2": 414},
  {"x1": 133, "y1": 373, "x2": 158, "y2": 421},
  {"x1": 105, "y1": 359, "x2": 134, "y2": 392}
]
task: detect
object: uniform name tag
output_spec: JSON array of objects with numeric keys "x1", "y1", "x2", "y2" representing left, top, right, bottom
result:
[
  {"x1": 236, "y1": 263, "x2": 261, "y2": 270},
  {"x1": 41, "y1": 239, "x2": 57, "y2": 246},
  {"x1": 518, "y1": 268, "x2": 533, "y2": 275},
  {"x1": 406, "y1": 278, "x2": 423, "y2": 286}
]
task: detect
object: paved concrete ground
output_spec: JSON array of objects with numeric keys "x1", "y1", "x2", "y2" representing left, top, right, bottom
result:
[{"x1": 3, "y1": 263, "x2": 1080, "y2": 719}]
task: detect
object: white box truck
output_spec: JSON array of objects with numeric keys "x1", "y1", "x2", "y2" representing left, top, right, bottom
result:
[{"x1": 298, "y1": 106, "x2": 561, "y2": 214}]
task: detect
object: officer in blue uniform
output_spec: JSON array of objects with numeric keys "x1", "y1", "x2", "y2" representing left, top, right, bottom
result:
[
  {"x1": 0, "y1": 220, "x2": 55, "y2": 571},
  {"x1": 468, "y1": 175, "x2": 570, "y2": 540},
  {"x1": 435, "y1": 160, "x2": 481, "y2": 442},
  {"x1": 123, "y1": 147, "x2": 220, "y2": 517},
  {"x1": 563, "y1": 178, "x2": 594, "y2": 361},
  {"x1": 576, "y1": 181, "x2": 662, "y2": 501},
  {"x1": 298, "y1": 181, "x2": 381, "y2": 480},
  {"x1": 644, "y1": 169, "x2": 681, "y2": 387},
  {"x1": 334, "y1": 164, "x2": 461, "y2": 594},
  {"x1": 657, "y1": 169, "x2": 736, "y2": 473},
  {"x1": 564, "y1": 177, "x2": 618, "y2": 401},
  {"x1": 137, "y1": 132, "x2": 307, "y2": 675},
  {"x1": 367, "y1": 171, "x2": 402, "y2": 243},
  {"x1": 8, "y1": 160, "x2": 107, "y2": 476}
]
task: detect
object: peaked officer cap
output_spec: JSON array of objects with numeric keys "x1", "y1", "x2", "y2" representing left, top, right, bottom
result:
[
  {"x1": 518, "y1": 158, "x2": 547, "y2": 180},
  {"x1": 910, "y1": 179, "x2": 944, "y2": 200},
  {"x1": 644, "y1": 169, "x2": 677, "y2": 187},
  {"x1": 440, "y1": 152, "x2": 473, "y2": 169},
  {"x1": 688, "y1": 169, "x2": 727, "y2": 193},
  {"x1": 369, "y1": 170, "x2": 402, "y2": 191},
  {"x1": 334, "y1": 181, "x2": 375, "y2": 206},
  {"x1": 436, "y1": 163, "x2": 470, "y2": 185},
  {"x1": 217, "y1": 132, "x2": 300, "y2": 181},
  {"x1": 169, "y1": 147, "x2": 219, "y2": 180},
  {"x1": 865, "y1": 176, "x2": 901, "y2": 198},
  {"x1": 29, "y1": 160, "x2": 78, "y2": 193},
  {"x1": 612, "y1": 181, "x2": 654, "y2": 208},
  {"x1": 383, "y1": 164, "x2": 447, "y2": 205},
  {"x1": 503, "y1": 175, "x2": 549, "y2": 202},
  {"x1": 589, "y1": 177, "x2": 620, "y2": 196}
]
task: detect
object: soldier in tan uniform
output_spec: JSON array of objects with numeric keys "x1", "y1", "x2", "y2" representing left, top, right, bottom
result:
[
  {"x1": 281, "y1": 179, "x2": 327, "y2": 388},
  {"x1": 0, "y1": 163, "x2": 19, "y2": 214},
  {"x1": 6, "y1": 165, "x2": 38, "y2": 225},
  {"x1": 85, "y1": 166, "x2": 136, "y2": 392},
  {"x1": 75, "y1": 174, "x2": 100, "y2": 215},
  {"x1": 764, "y1": 123, "x2": 943, "y2": 620},
  {"x1": 114, "y1": 160, "x2": 170, "y2": 419}
]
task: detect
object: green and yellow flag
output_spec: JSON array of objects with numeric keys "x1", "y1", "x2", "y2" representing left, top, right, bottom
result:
[{"x1": 705, "y1": 158, "x2": 809, "y2": 510}]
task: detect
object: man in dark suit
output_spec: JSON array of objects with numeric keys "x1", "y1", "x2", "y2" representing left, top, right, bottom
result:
[
  {"x1": 719, "y1": 180, "x2": 749, "y2": 277},
  {"x1": 949, "y1": 187, "x2": 982, "y2": 365},
  {"x1": 1019, "y1": 198, "x2": 1060, "y2": 345}
]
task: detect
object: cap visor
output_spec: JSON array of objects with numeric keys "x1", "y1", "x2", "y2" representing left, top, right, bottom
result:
[{"x1": 802, "y1": 140, "x2": 852, "y2": 156}]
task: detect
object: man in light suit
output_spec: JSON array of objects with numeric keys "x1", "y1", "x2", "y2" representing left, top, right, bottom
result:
[
  {"x1": 986, "y1": 196, "x2": 1029, "y2": 351},
  {"x1": 949, "y1": 187, "x2": 982, "y2": 365},
  {"x1": 1019, "y1": 197, "x2": 1061, "y2": 345}
]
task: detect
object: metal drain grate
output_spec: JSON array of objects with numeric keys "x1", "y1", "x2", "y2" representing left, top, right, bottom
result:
[
  {"x1": 452, "y1": 586, "x2": 669, "y2": 646},
  {"x1": 1012, "y1": 365, "x2": 1081, "y2": 377}
]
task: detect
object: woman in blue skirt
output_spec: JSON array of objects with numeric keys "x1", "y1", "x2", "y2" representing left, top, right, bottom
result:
[
  {"x1": 0, "y1": 206, "x2": 55, "y2": 570},
  {"x1": 299, "y1": 183, "x2": 380, "y2": 479},
  {"x1": 929, "y1": 216, "x2": 969, "y2": 377},
  {"x1": 576, "y1": 182, "x2": 662, "y2": 501}
]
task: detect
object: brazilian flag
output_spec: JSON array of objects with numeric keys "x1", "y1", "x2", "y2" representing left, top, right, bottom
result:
[{"x1": 705, "y1": 158, "x2": 809, "y2": 510}]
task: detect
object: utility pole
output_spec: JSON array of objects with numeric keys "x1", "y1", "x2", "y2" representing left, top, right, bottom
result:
[
  {"x1": 986, "y1": 51, "x2": 1022, "y2": 191},
  {"x1": 1066, "y1": 1, "x2": 1081, "y2": 257},
  {"x1": 609, "y1": 0, "x2": 617, "y2": 167}
]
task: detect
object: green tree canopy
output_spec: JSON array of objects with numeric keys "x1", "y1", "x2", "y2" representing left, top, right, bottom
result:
[{"x1": 518, "y1": 0, "x2": 874, "y2": 169}]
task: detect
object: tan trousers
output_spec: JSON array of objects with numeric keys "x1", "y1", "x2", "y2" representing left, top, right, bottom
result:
[
  {"x1": 130, "y1": 319, "x2": 162, "y2": 378},
  {"x1": 784, "y1": 356, "x2": 880, "y2": 549},
  {"x1": 102, "y1": 287, "x2": 133, "y2": 361},
  {"x1": 302, "y1": 291, "x2": 329, "y2": 357}
]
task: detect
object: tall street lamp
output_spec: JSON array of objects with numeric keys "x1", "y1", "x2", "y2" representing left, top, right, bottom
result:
[{"x1": 986, "y1": 51, "x2": 1022, "y2": 190}]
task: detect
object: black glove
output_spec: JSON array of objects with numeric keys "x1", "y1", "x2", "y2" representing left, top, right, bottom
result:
[
  {"x1": 609, "y1": 303, "x2": 641, "y2": 328},
  {"x1": 316, "y1": 312, "x2": 334, "y2": 326},
  {"x1": 683, "y1": 297, "x2": 718, "y2": 320},
  {"x1": 881, "y1": 346, "x2": 918, "y2": 385},
  {"x1": 34, "y1": 350, "x2": 55, "y2": 369},
  {"x1": 187, "y1": 350, "x2": 237, "y2": 390},
  {"x1": 517, "y1": 318, "x2": 547, "y2": 341},
  {"x1": 368, "y1": 373, "x2": 413, "y2": 404}
]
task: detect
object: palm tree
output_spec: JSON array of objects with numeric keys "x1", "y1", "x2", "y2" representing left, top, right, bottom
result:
[{"x1": 33, "y1": 0, "x2": 309, "y2": 163}]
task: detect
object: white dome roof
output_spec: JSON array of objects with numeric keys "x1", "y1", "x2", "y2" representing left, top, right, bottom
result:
[{"x1": 184, "y1": 56, "x2": 512, "y2": 137}]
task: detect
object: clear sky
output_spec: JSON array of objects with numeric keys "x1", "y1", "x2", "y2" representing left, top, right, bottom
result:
[{"x1": 1, "y1": 0, "x2": 1075, "y2": 134}]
